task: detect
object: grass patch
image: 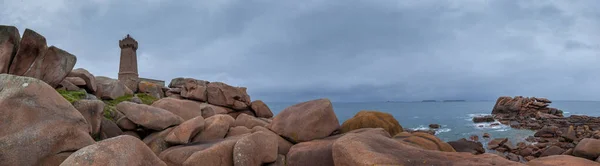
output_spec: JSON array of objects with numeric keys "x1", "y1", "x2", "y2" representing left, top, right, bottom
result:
[
  {"x1": 57, "y1": 89, "x2": 87, "y2": 103},
  {"x1": 102, "y1": 93, "x2": 158, "y2": 120}
]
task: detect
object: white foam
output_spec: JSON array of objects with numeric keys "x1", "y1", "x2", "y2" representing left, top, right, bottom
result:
[
  {"x1": 409, "y1": 125, "x2": 452, "y2": 135},
  {"x1": 563, "y1": 111, "x2": 571, "y2": 114},
  {"x1": 436, "y1": 128, "x2": 451, "y2": 134}
]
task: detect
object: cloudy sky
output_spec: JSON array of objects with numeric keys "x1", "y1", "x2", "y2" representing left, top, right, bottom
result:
[{"x1": 2, "y1": 0, "x2": 600, "y2": 102}]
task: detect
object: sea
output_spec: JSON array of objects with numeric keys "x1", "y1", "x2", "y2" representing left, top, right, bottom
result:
[{"x1": 266, "y1": 101, "x2": 600, "y2": 146}]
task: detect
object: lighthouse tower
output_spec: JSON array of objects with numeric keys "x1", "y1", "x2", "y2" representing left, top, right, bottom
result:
[{"x1": 118, "y1": 34, "x2": 139, "y2": 91}]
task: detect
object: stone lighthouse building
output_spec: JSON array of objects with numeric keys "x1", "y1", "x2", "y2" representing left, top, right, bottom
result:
[{"x1": 118, "y1": 34, "x2": 165, "y2": 91}]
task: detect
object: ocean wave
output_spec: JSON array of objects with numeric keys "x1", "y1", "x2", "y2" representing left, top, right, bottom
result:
[
  {"x1": 437, "y1": 128, "x2": 451, "y2": 133},
  {"x1": 563, "y1": 111, "x2": 570, "y2": 114},
  {"x1": 464, "y1": 113, "x2": 492, "y2": 121},
  {"x1": 409, "y1": 125, "x2": 451, "y2": 135}
]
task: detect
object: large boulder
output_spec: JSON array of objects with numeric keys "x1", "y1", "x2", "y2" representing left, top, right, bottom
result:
[
  {"x1": 58, "y1": 79, "x2": 81, "y2": 91},
  {"x1": 99, "y1": 117, "x2": 123, "y2": 139},
  {"x1": 527, "y1": 155, "x2": 600, "y2": 166},
  {"x1": 331, "y1": 130, "x2": 523, "y2": 166},
  {"x1": 252, "y1": 126, "x2": 294, "y2": 155},
  {"x1": 168, "y1": 77, "x2": 186, "y2": 88},
  {"x1": 340, "y1": 110, "x2": 403, "y2": 136},
  {"x1": 61, "y1": 135, "x2": 167, "y2": 166},
  {"x1": 233, "y1": 131, "x2": 279, "y2": 166},
  {"x1": 139, "y1": 80, "x2": 164, "y2": 99},
  {"x1": 180, "y1": 78, "x2": 209, "y2": 102},
  {"x1": 151, "y1": 97, "x2": 203, "y2": 120},
  {"x1": 65, "y1": 76, "x2": 86, "y2": 86},
  {"x1": 0, "y1": 25, "x2": 20, "y2": 74},
  {"x1": 447, "y1": 138, "x2": 485, "y2": 154},
  {"x1": 8, "y1": 29, "x2": 46, "y2": 76},
  {"x1": 206, "y1": 82, "x2": 252, "y2": 110},
  {"x1": 269, "y1": 98, "x2": 340, "y2": 143},
  {"x1": 234, "y1": 113, "x2": 269, "y2": 129},
  {"x1": 116, "y1": 101, "x2": 184, "y2": 130},
  {"x1": 73, "y1": 100, "x2": 105, "y2": 136},
  {"x1": 165, "y1": 116, "x2": 206, "y2": 145},
  {"x1": 472, "y1": 115, "x2": 495, "y2": 123},
  {"x1": 143, "y1": 127, "x2": 175, "y2": 156},
  {"x1": 226, "y1": 126, "x2": 252, "y2": 137},
  {"x1": 22, "y1": 46, "x2": 76, "y2": 88},
  {"x1": 68, "y1": 68, "x2": 97, "y2": 93},
  {"x1": 160, "y1": 135, "x2": 244, "y2": 165},
  {"x1": 0, "y1": 74, "x2": 94, "y2": 165},
  {"x1": 95, "y1": 76, "x2": 133, "y2": 100},
  {"x1": 573, "y1": 138, "x2": 600, "y2": 160},
  {"x1": 192, "y1": 114, "x2": 236, "y2": 142},
  {"x1": 394, "y1": 132, "x2": 456, "y2": 152},
  {"x1": 251, "y1": 100, "x2": 273, "y2": 118}
]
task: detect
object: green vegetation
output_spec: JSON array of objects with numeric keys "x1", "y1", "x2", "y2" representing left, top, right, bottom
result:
[
  {"x1": 102, "y1": 93, "x2": 158, "y2": 120},
  {"x1": 57, "y1": 89, "x2": 87, "y2": 103}
]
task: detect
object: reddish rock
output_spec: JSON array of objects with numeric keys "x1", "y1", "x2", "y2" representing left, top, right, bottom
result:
[
  {"x1": 22, "y1": 46, "x2": 76, "y2": 88},
  {"x1": 165, "y1": 116, "x2": 205, "y2": 145},
  {"x1": 68, "y1": 68, "x2": 97, "y2": 93},
  {"x1": 116, "y1": 101, "x2": 184, "y2": 130},
  {"x1": 61, "y1": 135, "x2": 166, "y2": 166},
  {"x1": 0, "y1": 74, "x2": 94, "y2": 165},
  {"x1": 269, "y1": 98, "x2": 340, "y2": 143},
  {"x1": 448, "y1": 138, "x2": 485, "y2": 154},
  {"x1": 123, "y1": 131, "x2": 140, "y2": 139},
  {"x1": 252, "y1": 126, "x2": 294, "y2": 155},
  {"x1": 160, "y1": 136, "x2": 243, "y2": 166},
  {"x1": 234, "y1": 113, "x2": 269, "y2": 129},
  {"x1": 251, "y1": 100, "x2": 273, "y2": 118},
  {"x1": 527, "y1": 155, "x2": 600, "y2": 166},
  {"x1": 469, "y1": 135, "x2": 479, "y2": 142},
  {"x1": 228, "y1": 109, "x2": 256, "y2": 119},
  {"x1": 207, "y1": 82, "x2": 252, "y2": 110},
  {"x1": 73, "y1": 100, "x2": 105, "y2": 136},
  {"x1": 168, "y1": 77, "x2": 186, "y2": 88},
  {"x1": 143, "y1": 128, "x2": 175, "y2": 156},
  {"x1": 116, "y1": 116, "x2": 137, "y2": 131},
  {"x1": 8, "y1": 29, "x2": 46, "y2": 76},
  {"x1": 341, "y1": 110, "x2": 403, "y2": 136},
  {"x1": 483, "y1": 133, "x2": 491, "y2": 138},
  {"x1": 0, "y1": 25, "x2": 19, "y2": 74},
  {"x1": 99, "y1": 118, "x2": 123, "y2": 139},
  {"x1": 65, "y1": 76, "x2": 86, "y2": 86},
  {"x1": 151, "y1": 97, "x2": 203, "y2": 120},
  {"x1": 506, "y1": 153, "x2": 520, "y2": 162},
  {"x1": 192, "y1": 114, "x2": 235, "y2": 142},
  {"x1": 520, "y1": 147, "x2": 534, "y2": 156},
  {"x1": 166, "y1": 87, "x2": 181, "y2": 98},
  {"x1": 394, "y1": 132, "x2": 456, "y2": 152},
  {"x1": 487, "y1": 138, "x2": 508, "y2": 150},
  {"x1": 138, "y1": 80, "x2": 164, "y2": 99},
  {"x1": 266, "y1": 155, "x2": 286, "y2": 166},
  {"x1": 331, "y1": 130, "x2": 523, "y2": 166},
  {"x1": 540, "y1": 145, "x2": 566, "y2": 157},
  {"x1": 233, "y1": 131, "x2": 279, "y2": 166},
  {"x1": 227, "y1": 126, "x2": 252, "y2": 137},
  {"x1": 180, "y1": 78, "x2": 209, "y2": 102},
  {"x1": 58, "y1": 79, "x2": 81, "y2": 91},
  {"x1": 472, "y1": 115, "x2": 495, "y2": 123},
  {"x1": 95, "y1": 76, "x2": 133, "y2": 100},
  {"x1": 573, "y1": 138, "x2": 600, "y2": 160}
]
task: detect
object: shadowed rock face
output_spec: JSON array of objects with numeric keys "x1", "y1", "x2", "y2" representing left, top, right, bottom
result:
[
  {"x1": 0, "y1": 74, "x2": 94, "y2": 165},
  {"x1": 8, "y1": 29, "x2": 46, "y2": 76},
  {"x1": 340, "y1": 110, "x2": 403, "y2": 136},
  {"x1": 68, "y1": 68, "x2": 97, "y2": 93},
  {"x1": 61, "y1": 135, "x2": 167, "y2": 166},
  {"x1": 0, "y1": 25, "x2": 20, "y2": 74},
  {"x1": 22, "y1": 46, "x2": 77, "y2": 88}
]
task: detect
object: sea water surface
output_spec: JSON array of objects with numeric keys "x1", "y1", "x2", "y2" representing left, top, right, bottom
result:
[{"x1": 266, "y1": 101, "x2": 600, "y2": 144}]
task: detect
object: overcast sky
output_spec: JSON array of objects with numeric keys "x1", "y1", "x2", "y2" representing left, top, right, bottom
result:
[{"x1": 2, "y1": 0, "x2": 600, "y2": 102}]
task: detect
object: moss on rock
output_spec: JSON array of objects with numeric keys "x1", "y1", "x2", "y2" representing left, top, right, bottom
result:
[
  {"x1": 102, "y1": 93, "x2": 158, "y2": 120},
  {"x1": 57, "y1": 89, "x2": 87, "y2": 103}
]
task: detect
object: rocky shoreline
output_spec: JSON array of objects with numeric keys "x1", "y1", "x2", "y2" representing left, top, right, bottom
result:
[{"x1": 2, "y1": 25, "x2": 600, "y2": 165}]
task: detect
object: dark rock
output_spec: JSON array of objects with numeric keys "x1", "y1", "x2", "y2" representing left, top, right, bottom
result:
[
  {"x1": 447, "y1": 138, "x2": 485, "y2": 155},
  {"x1": 540, "y1": 146, "x2": 566, "y2": 157},
  {"x1": 0, "y1": 25, "x2": 20, "y2": 74},
  {"x1": 429, "y1": 124, "x2": 441, "y2": 129},
  {"x1": 472, "y1": 115, "x2": 495, "y2": 123}
]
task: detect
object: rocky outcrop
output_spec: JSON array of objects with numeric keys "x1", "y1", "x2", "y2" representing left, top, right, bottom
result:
[
  {"x1": 117, "y1": 101, "x2": 184, "y2": 130},
  {"x1": 180, "y1": 78, "x2": 209, "y2": 102},
  {"x1": 394, "y1": 132, "x2": 456, "y2": 152},
  {"x1": 234, "y1": 113, "x2": 269, "y2": 129},
  {"x1": 0, "y1": 74, "x2": 94, "y2": 165},
  {"x1": 151, "y1": 97, "x2": 203, "y2": 120},
  {"x1": 492, "y1": 96, "x2": 562, "y2": 119},
  {"x1": 0, "y1": 25, "x2": 20, "y2": 74},
  {"x1": 160, "y1": 135, "x2": 241, "y2": 165},
  {"x1": 61, "y1": 135, "x2": 167, "y2": 166},
  {"x1": 473, "y1": 115, "x2": 495, "y2": 123},
  {"x1": 22, "y1": 46, "x2": 76, "y2": 88},
  {"x1": 447, "y1": 138, "x2": 485, "y2": 155},
  {"x1": 269, "y1": 98, "x2": 340, "y2": 143},
  {"x1": 95, "y1": 76, "x2": 133, "y2": 100},
  {"x1": 340, "y1": 110, "x2": 403, "y2": 136},
  {"x1": 251, "y1": 100, "x2": 274, "y2": 118},
  {"x1": 143, "y1": 128, "x2": 175, "y2": 156},
  {"x1": 527, "y1": 155, "x2": 600, "y2": 166},
  {"x1": 573, "y1": 138, "x2": 600, "y2": 160},
  {"x1": 192, "y1": 114, "x2": 235, "y2": 142},
  {"x1": 207, "y1": 82, "x2": 252, "y2": 110},
  {"x1": 68, "y1": 68, "x2": 97, "y2": 93},
  {"x1": 73, "y1": 100, "x2": 105, "y2": 136},
  {"x1": 138, "y1": 80, "x2": 164, "y2": 99},
  {"x1": 165, "y1": 116, "x2": 205, "y2": 145},
  {"x1": 233, "y1": 131, "x2": 278, "y2": 166},
  {"x1": 8, "y1": 29, "x2": 47, "y2": 76}
]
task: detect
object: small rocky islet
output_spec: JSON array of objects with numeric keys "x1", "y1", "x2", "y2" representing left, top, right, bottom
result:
[{"x1": 2, "y1": 25, "x2": 600, "y2": 166}]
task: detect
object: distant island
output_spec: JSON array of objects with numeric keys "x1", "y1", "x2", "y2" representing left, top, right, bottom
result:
[
  {"x1": 442, "y1": 100, "x2": 466, "y2": 102},
  {"x1": 422, "y1": 100, "x2": 437, "y2": 102}
]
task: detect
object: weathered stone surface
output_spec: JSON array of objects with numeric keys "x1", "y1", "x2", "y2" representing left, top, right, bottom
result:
[
  {"x1": 165, "y1": 116, "x2": 205, "y2": 145},
  {"x1": 68, "y1": 68, "x2": 97, "y2": 93},
  {"x1": 180, "y1": 78, "x2": 209, "y2": 102},
  {"x1": 66, "y1": 76, "x2": 86, "y2": 86},
  {"x1": 540, "y1": 145, "x2": 566, "y2": 157},
  {"x1": 233, "y1": 131, "x2": 278, "y2": 166},
  {"x1": 160, "y1": 136, "x2": 243, "y2": 166},
  {"x1": 573, "y1": 138, "x2": 600, "y2": 160},
  {"x1": 138, "y1": 80, "x2": 164, "y2": 99},
  {"x1": 58, "y1": 79, "x2": 81, "y2": 91},
  {"x1": 252, "y1": 126, "x2": 294, "y2": 155},
  {"x1": 341, "y1": 110, "x2": 403, "y2": 136},
  {"x1": 143, "y1": 128, "x2": 175, "y2": 156},
  {"x1": 331, "y1": 130, "x2": 523, "y2": 166},
  {"x1": 8, "y1": 29, "x2": 46, "y2": 76},
  {"x1": 61, "y1": 135, "x2": 167, "y2": 166},
  {"x1": 270, "y1": 98, "x2": 340, "y2": 143},
  {"x1": 168, "y1": 77, "x2": 186, "y2": 88},
  {"x1": 116, "y1": 116, "x2": 137, "y2": 131},
  {"x1": 192, "y1": 114, "x2": 236, "y2": 142},
  {"x1": 151, "y1": 97, "x2": 203, "y2": 120},
  {"x1": 207, "y1": 82, "x2": 251, "y2": 110},
  {"x1": 0, "y1": 25, "x2": 20, "y2": 74},
  {"x1": 234, "y1": 113, "x2": 269, "y2": 129},
  {"x1": 266, "y1": 155, "x2": 286, "y2": 166},
  {"x1": 228, "y1": 110, "x2": 256, "y2": 119},
  {"x1": 95, "y1": 76, "x2": 133, "y2": 100},
  {"x1": 99, "y1": 118, "x2": 123, "y2": 140},
  {"x1": 73, "y1": 100, "x2": 105, "y2": 136},
  {"x1": 22, "y1": 46, "x2": 76, "y2": 88},
  {"x1": 448, "y1": 138, "x2": 485, "y2": 155},
  {"x1": 227, "y1": 126, "x2": 252, "y2": 137},
  {"x1": 527, "y1": 155, "x2": 600, "y2": 166},
  {"x1": 251, "y1": 100, "x2": 273, "y2": 118},
  {"x1": 394, "y1": 132, "x2": 456, "y2": 152},
  {"x1": 123, "y1": 131, "x2": 141, "y2": 139},
  {"x1": 0, "y1": 74, "x2": 94, "y2": 165},
  {"x1": 117, "y1": 101, "x2": 184, "y2": 130},
  {"x1": 429, "y1": 124, "x2": 441, "y2": 129},
  {"x1": 473, "y1": 115, "x2": 495, "y2": 123},
  {"x1": 200, "y1": 102, "x2": 232, "y2": 117}
]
